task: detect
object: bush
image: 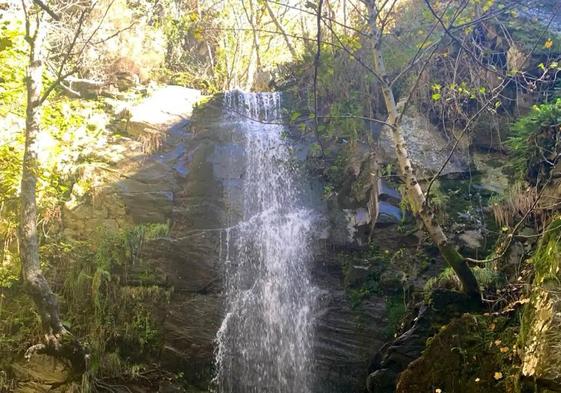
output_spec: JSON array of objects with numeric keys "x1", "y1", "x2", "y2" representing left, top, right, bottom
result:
[{"x1": 508, "y1": 98, "x2": 561, "y2": 184}]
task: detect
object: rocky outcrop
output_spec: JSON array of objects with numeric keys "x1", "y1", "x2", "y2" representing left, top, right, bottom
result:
[
  {"x1": 366, "y1": 290, "x2": 482, "y2": 393},
  {"x1": 378, "y1": 106, "x2": 469, "y2": 179},
  {"x1": 396, "y1": 313, "x2": 518, "y2": 393},
  {"x1": 60, "y1": 89, "x2": 401, "y2": 391},
  {"x1": 62, "y1": 86, "x2": 201, "y2": 239}
]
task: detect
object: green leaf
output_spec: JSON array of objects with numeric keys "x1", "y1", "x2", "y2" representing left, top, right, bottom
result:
[
  {"x1": 305, "y1": 1, "x2": 317, "y2": 10},
  {"x1": 0, "y1": 36, "x2": 13, "y2": 51}
]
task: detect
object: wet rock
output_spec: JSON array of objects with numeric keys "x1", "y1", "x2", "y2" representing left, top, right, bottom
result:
[
  {"x1": 63, "y1": 86, "x2": 201, "y2": 238},
  {"x1": 367, "y1": 368, "x2": 399, "y2": 393},
  {"x1": 377, "y1": 201, "x2": 401, "y2": 225},
  {"x1": 313, "y1": 289, "x2": 387, "y2": 393},
  {"x1": 344, "y1": 264, "x2": 371, "y2": 288},
  {"x1": 379, "y1": 270, "x2": 407, "y2": 294},
  {"x1": 378, "y1": 179, "x2": 401, "y2": 203}
]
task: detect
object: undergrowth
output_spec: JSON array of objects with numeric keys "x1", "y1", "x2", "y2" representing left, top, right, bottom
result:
[{"x1": 0, "y1": 224, "x2": 171, "y2": 391}]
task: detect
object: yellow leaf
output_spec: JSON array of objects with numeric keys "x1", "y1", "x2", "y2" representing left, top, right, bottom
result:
[
  {"x1": 500, "y1": 347, "x2": 509, "y2": 353},
  {"x1": 545, "y1": 39, "x2": 553, "y2": 49},
  {"x1": 494, "y1": 371, "x2": 503, "y2": 380},
  {"x1": 494, "y1": 339, "x2": 502, "y2": 346}
]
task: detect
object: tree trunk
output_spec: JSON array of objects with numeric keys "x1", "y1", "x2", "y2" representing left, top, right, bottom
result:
[
  {"x1": 243, "y1": 0, "x2": 261, "y2": 91},
  {"x1": 365, "y1": 0, "x2": 480, "y2": 297},
  {"x1": 20, "y1": 10, "x2": 66, "y2": 336}
]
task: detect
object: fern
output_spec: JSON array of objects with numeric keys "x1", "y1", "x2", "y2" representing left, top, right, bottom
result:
[{"x1": 508, "y1": 98, "x2": 561, "y2": 182}]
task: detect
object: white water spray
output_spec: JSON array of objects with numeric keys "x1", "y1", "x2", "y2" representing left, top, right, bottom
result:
[{"x1": 214, "y1": 90, "x2": 318, "y2": 393}]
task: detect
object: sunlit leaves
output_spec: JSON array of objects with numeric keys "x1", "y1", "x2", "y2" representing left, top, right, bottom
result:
[{"x1": 0, "y1": 21, "x2": 26, "y2": 117}]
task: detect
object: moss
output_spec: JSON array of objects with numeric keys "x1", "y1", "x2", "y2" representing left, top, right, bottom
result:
[
  {"x1": 531, "y1": 216, "x2": 561, "y2": 285},
  {"x1": 385, "y1": 295, "x2": 407, "y2": 339},
  {"x1": 424, "y1": 266, "x2": 502, "y2": 300},
  {"x1": 397, "y1": 314, "x2": 521, "y2": 393},
  {"x1": 518, "y1": 216, "x2": 561, "y2": 389}
]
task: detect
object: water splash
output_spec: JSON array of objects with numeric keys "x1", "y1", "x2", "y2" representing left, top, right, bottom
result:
[{"x1": 214, "y1": 90, "x2": 317, "y2": 393}]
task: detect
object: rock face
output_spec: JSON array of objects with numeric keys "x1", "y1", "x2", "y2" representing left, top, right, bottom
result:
[
  {"x1": 312, "y1": 258, "x2": 388, "y2": 392},
  {"x1": 378, "y1": 106, "x2": 469, "y2": 178},
  {"x1": 62, "y1": 86, "x2": 201, "y2": 239},
  {"x1": 180, "y1": 95, "x2": 390, "y2": 392},
  {"x1": 62, "y1": 89, "x2": 393, "y2": 391}
]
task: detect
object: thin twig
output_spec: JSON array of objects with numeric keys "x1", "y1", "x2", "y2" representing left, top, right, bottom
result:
[{"x1": 313, "y1": 0, "x2": 325, "y2": 156}]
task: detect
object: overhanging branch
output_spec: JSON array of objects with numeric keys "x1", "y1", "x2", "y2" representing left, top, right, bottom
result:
[{"x1": 32, "y1": 0, "x2": 60, "y2": 21}]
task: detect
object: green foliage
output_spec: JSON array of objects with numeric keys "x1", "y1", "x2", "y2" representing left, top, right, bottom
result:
[
  {"x1": 0, "y1": 19, "x2": 26, "y2": 117},
  {"x1": 385, "y1": 294, "x2": 407, "y2": 338},
  {"x1": 403, "y1": 313, "x2": 521, "y2": 393},
  {"x1": 341, "y1": 244, "x2": 402, "y2": 310},
  {"x1": 0, "y1": 222, "x2": 170, "y2": 382},
  {"x1": 61, "y1": 225, "x2": 170, "y2": 381},
  {"x1": 531, "y1": 215, "x2": 561, "y2": 285},
  {"x1": 284, "y1": 34, "x2": 376, "y2": 148},
  {"x1": 424, "y1": 266, "x2": 502, "y2": 298},
  {"x1": 348, "y1": 276, "x2": 381, "y2": 309},
  {"x1": 0, "y1": 289, "x2": 43, "y2": 369},
  {"x1": 508, "y1": 98, "x2": 561, "y2": 182},
  {"x1": 0, "y1": 44, "x2": 111, "y2": 288},
  {"x1": 427, "y1": 179, "x2": 450, "y2": 220}
]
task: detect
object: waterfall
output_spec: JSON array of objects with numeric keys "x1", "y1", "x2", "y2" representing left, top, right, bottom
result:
[{"x1": 214, "y1": 90, "x2": 318, "y2": 393}]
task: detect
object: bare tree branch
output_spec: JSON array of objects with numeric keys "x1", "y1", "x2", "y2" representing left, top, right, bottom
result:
[{"x1": 32, "y1": 0, "x2": 60, "y2": 21}]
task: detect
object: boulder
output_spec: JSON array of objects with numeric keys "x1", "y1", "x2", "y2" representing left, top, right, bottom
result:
[{"x1": 127, "y1": 85, "x2": 201, "y2": 137}]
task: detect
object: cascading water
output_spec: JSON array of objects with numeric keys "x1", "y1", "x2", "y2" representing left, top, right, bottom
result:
[{"x1": 214, "y1": 90, "x2": 318, "y2": 393}]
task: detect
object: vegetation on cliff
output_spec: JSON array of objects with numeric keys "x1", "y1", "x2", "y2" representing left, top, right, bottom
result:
[{"x1": 1, "y1": 0, "x2": 561, "y2": 392}]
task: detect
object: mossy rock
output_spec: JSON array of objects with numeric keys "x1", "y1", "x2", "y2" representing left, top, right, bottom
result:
[
  {"x1": 519, "y1": 216, "x2": 561, "y2": 390},
  {"x1": 396, "y1": 314, "x2": 520, "y2": 393}
]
